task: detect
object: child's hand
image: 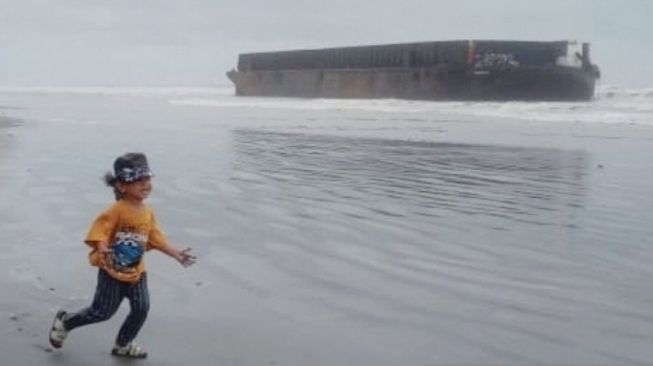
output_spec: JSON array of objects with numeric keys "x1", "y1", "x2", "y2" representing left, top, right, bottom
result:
[
  {"x1": 175, "y1": 247, "x2": 196, "y2": 267},
  {"x1": 97, "y1": 241, "x2": 112, "y2": 258}
]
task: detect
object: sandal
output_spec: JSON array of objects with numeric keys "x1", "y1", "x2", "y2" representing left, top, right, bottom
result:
[
  {"x1": 49, "y1": 310, "x2": 69, "y2": 349},
  {"x1": 111, "y1": 343, "x2": 148, "y2": 359}
]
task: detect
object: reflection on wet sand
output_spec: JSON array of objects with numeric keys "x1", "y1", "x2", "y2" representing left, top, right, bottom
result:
[
  {"x1": 232, "y1": 130, "x2": 588, "y2": 229},
  {"x1": 224, "y1": 130, "x2": 636, "y2": 362},
  {"x1": 223, "y1": 130, "x2": 645, "y2": 364}
]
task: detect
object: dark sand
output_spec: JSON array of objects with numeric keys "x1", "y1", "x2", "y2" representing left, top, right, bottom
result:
[{"x1": 1, "y1": 90, "x2": 653, "y2": 365}]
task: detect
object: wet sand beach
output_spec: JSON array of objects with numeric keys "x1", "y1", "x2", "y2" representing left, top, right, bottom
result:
[{"x1": 1, "y1": 88, "x2": 653, "y2": 365}]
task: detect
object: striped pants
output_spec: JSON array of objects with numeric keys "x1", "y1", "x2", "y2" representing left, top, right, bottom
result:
[{"x1": 64, "y1": 269, "x2": 150, "y2": 347}]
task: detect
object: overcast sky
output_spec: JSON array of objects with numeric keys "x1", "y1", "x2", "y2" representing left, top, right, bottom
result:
[{"x1": 1, "y1": 0, "x2": 651, "y2": 87}]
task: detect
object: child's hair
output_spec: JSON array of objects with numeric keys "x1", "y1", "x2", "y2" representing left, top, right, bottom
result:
[{"x1": 104, "y1": 172, "x2": 122, "y2": 201}]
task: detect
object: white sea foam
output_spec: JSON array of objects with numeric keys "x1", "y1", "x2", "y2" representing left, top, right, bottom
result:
[
  {"x1": 167, "y1": 85, "x2": 653, "y2": 126},
  {"x1": 1, "y1": 85, "x2": 652, "y2": 125}
]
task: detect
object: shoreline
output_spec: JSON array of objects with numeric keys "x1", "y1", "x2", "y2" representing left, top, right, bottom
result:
[{"x1": 1, "y1": 91, "x2": 653, "y2": 365}]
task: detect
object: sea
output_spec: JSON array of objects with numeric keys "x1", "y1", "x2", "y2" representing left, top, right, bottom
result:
[{"x1": 1, "y1": 85, "x2": 653, "y2": 365}]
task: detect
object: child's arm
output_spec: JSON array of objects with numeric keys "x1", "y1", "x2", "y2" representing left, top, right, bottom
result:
[
  {"x1": 96, "y1": 241, "x2": 111, "y2": 254},
  {"x1": 148, "y1": 210, "x2": 196, "y2": 267},
  {"x1": 157, "y1": 244, "x2": 196, "y2": 267},
  {"x1": 87, "y1": 240, "x2": 113, "y2": 259}
]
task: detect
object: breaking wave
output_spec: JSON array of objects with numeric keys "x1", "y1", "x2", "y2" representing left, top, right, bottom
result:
[
  {"x1": 168, "y1": 85, "x2": 653, "y2": 126},
  {"x1": 1, "y1": 85, "x2": 652, "y2": 125}
]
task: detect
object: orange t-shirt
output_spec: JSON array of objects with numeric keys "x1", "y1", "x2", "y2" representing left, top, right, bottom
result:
[{"x1": 85, "y1": 200, "x2": 167, "y2": 283}]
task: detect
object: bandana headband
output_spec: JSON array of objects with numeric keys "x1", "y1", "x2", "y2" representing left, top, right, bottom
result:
[{"x1": 116, "y1": 166, "x2": 153, "y2": 183}]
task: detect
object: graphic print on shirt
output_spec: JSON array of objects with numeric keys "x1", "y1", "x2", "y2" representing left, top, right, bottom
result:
[{"x1": 111, "y1": 224, "x2": 148, "y2": 273}]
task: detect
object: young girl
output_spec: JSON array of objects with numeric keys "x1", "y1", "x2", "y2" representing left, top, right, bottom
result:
[{"x1": 49, "y1": 152, "x2": 196, "y2": 359}]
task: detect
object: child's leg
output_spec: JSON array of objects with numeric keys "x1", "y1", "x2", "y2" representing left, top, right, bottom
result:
[
  {"x1": 115, "y1": 272, "x2": 149, "y2": 347},
  {"x1": 64, "y1": 270, "x2": 124, "y2": 330}
]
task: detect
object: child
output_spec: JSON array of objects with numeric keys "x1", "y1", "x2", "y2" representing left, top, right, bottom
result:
[{"x1": 49, "y1": 152, "x2": 196, "y2": 359}]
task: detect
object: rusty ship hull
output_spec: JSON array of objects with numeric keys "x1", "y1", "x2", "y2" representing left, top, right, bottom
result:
[{"x1": 227, "y1": 40, "x2": 600, "y2": 101}]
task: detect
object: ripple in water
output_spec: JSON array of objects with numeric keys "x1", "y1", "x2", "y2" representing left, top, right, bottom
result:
[{"x1": 223, "y1": 130, "x2": 653, "y2": 364}]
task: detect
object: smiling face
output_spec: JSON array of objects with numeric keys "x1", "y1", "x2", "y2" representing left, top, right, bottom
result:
[{"x1": 117, "y1": 177, "x2": 152, "y2": 203}]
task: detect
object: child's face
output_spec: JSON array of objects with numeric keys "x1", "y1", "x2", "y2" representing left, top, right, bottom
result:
[{"x1": 118, "y1": 177, "x2": 152, "y2": 202}]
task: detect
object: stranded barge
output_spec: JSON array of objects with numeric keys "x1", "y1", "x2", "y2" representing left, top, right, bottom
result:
[{"x1": 227, "y1": 40, "x2": 600, "y2": 101}]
